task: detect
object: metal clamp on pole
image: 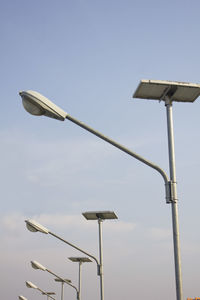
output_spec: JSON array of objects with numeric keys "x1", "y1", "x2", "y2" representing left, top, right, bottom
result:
[
  {"x1": 166, "y1": 180, "x2": 178, "y2": 203},
  {"x1": 97, "y1": 264, "x2": 103, "y2": 276},
  {"x1": 165, "y1": 181, "x2": 172, "y2": 203},
  {"x1": 96, "y1": 264, "x2": 101, "y2": 276}
]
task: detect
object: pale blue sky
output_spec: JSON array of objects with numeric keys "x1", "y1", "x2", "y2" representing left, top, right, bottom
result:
[{"x1": 1, "y1": 1, "x2": 200, "y2": 299}]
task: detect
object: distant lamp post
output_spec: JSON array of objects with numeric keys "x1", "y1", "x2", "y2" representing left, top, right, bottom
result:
[
  {"x1": 31, "y1": 261, "x2": 79, "y2": 300},
  {"x1": 54, "y1": 278, "x2": 72, "y2": 300},
  {"x1": 82, "y1": 211, "x2": 118, "y2": 300},
  {"x1": 19, "y1": 296, "x2": 28, "y2": 300},
  {"x1": 25, "y1": 281, "x2": 56, "y2": 300},
  {"x1": 68, "y1": 257, "x2": 92, "y2": 300},
  {"x1": 25, "y1": 219, "x2": 102, "y2": 300}
]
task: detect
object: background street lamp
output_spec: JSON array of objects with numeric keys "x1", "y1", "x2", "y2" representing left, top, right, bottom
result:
[
  {"x1": 82, "y1": 211, "x2": 118, "y2": 300},
  {"x1": 25, "y1": 281, "x2": 56, "y2": 300},
  {"x1": 25, "y1": 219, "x2": 102, "y2": 300},
  {"x1": 68, "y1": 257, "x2": 92, "y2": 300},
  {"x1": 19, "y1": 81, "x2": 200, "y2": 300},
  {"x1": 54, "y1": 278, "x2": 72, "y2": 300},
  {"x1": 31, "y1": 260, "x2": 79, "y2": 300}
]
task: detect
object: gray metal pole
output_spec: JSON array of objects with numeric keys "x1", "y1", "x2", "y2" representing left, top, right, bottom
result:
[
  {"x1": 165, "y1": 100, "x2": 183, "y2": 300},
  {"x1": 61, "y1": 282, "x2": 64, "y2": 300},
  {"x1": 98, "y1": 219, "x2": 104, "y2": 300},
  {"x1": 78, "y1": 262, "x2": 82, "y2": 300}
]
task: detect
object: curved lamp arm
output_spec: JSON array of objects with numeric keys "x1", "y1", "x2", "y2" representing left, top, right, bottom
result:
[
  {"x1": 66, "y1": 113, "x2": 171, "y2": 202},
  {"x1": 49, "y1": 231, "x2": 99, "y2": 266},
  {"x1": 19, "y1": 90, "x2": 171, "y2": 202}
]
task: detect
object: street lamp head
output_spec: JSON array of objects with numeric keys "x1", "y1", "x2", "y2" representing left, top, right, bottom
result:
[
  {"x1": 25, "y1": 219, "x2": 49, "y2": 234},
  {"x1": 26, "y1": 281, "x2": 38, "y2": 289},
  {"x1": 19, "y1": 296, "x2": 28, "y2": 300},
  {"x1": 19, "y1": 90, "x2": 68, "y2": 121},
  {"x1": 133, "y1": 79, "x2": 200, "y2": 103},
  {"x1": 31, "y1": 260, "x2": 47, "y2": 271},
  {"x1": 82, "y1": 210, "x2": 118, "y2": 220}
]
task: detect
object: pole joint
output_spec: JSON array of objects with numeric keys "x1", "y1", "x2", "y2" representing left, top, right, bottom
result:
[
  {"x1": 97, "y1": 264, "x2": 102, "y2": 276},
  {"x1": 166, "y1": 180, "x2": 178, "y2": 203}
]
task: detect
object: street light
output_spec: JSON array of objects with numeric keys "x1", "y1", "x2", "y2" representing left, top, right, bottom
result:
[
  {"x1": 25, "y1": 281, "x2": 56, "y2": 300},
  {"x1": 31, "y1": 260, "x2": 79, "y2": 300},
  {"x1": 133, "y1": 79, "x2": 200, "y2": 300},
  {"x1": 19, "y1": 296, "x2": 28, "y2": 300},
  {"x1": 68, "y1": 257, "x2": 92, "y2": 300},
  {"x1": 54, "y1": 278, "x2": 72, "y2": 300},
  {"x1": 82, "y1": 211, "x2": 117, "y2": 300},
  {"x1": 25, "y1": 219, "x2": 102, "y2": 299},
  {"x1": 19, "y1": 81, "x2": 200, "y2": 300}
]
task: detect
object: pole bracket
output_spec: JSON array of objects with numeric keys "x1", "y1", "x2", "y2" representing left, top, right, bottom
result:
[
  {"x1": 97, "y1": 264, "x2": 102, "y2": 276},
  {"x1": 166, "y1": 181, "x2": 178, "y2": 203}
]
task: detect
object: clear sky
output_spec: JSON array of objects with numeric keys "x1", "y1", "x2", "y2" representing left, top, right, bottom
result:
[{"x1": 1, "y1": 0, "x2": 200, "y2": 299}]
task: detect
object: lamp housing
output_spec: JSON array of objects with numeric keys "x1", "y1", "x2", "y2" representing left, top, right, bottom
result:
[
  {"x1": 31, "y1": 260, "x2": 46, "y2": 271},
  {"x1": 19, "y1": 296, "x2": 28, "y2": 300},
  {"x1": 19, "y1": 90, "x2": 67, "y2": 121},
  {"x1": 26, "y1": 281, "x2": 37, "y2": 289},
  {"x1": 25, "y1": 219, "x2": 49, "y2": 234}
]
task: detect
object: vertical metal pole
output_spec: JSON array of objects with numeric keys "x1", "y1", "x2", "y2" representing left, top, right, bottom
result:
[
  {"x1": 166, "y1": 101, "x2": 183, "y2": 300},
  {"x1": 78, "y1": 261, "x2": 82, "y2": 300},
  {"x1": 98, "y1": 218, "x2": 104, "y2": 300},
  {"x1": 61, "y1": 282, "x2": 64, "y2": 300}
]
